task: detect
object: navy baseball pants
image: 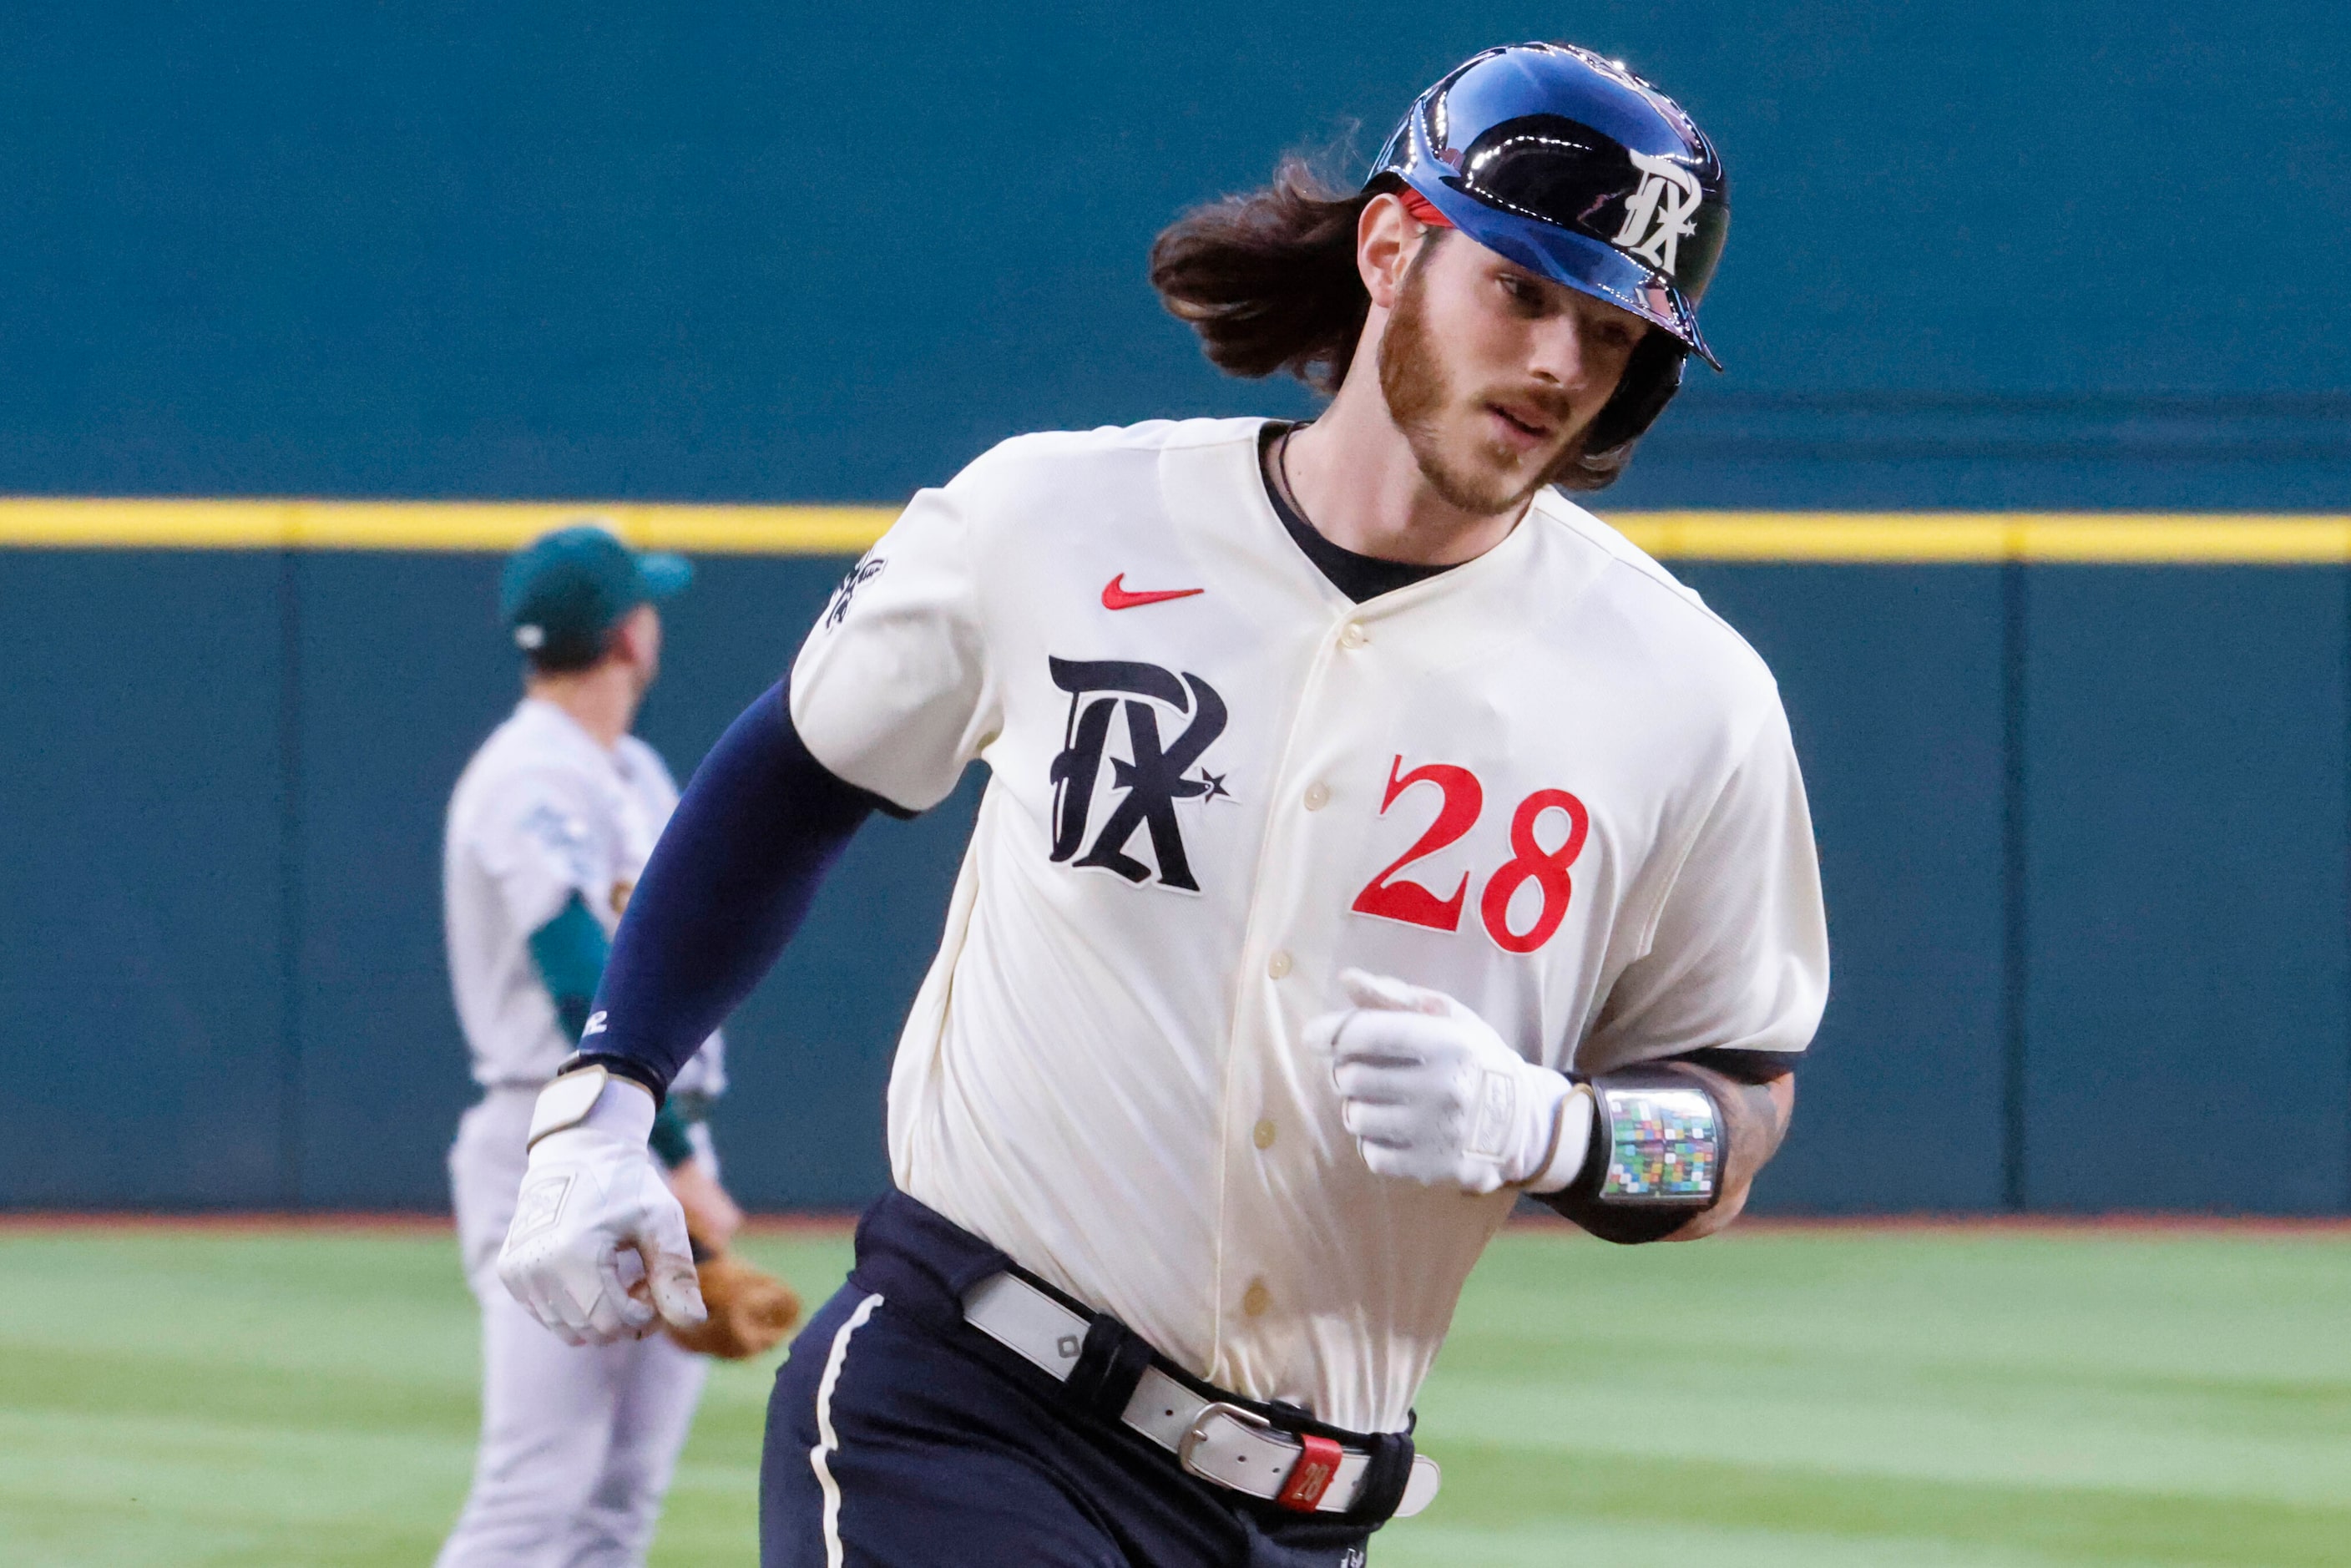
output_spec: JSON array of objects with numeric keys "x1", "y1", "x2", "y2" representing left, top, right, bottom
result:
[{"x1": 761, "y1": 1192, "x2": 1383, "y2": 1567}]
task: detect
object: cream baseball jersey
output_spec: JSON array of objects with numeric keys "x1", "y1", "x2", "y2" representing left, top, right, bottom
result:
[
  {"x1": 445, "y1": 698, "x2": 725, "y2": 1098},
  {"x1": 790, "y1": 417, "x2": 1827, "y2": 1434}
]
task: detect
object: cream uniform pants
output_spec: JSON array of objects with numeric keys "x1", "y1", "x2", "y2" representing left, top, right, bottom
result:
[{"x1": 436, "y1": 1088, "x2": 712, "y2": 1568}]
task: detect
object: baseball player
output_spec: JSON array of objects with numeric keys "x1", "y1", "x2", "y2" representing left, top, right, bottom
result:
[
  {"x1": 438, "y1": 524, "x2": 796, "y2": 1566},
  {"x1": 498, "y1": 44, "x2": 1827, "y2": 1568}
]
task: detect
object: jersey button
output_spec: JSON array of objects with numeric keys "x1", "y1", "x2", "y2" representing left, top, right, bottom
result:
[
  {"x1": 1252, "y1": 1118, "x2": 1277, "y2": 1150},
  {"x1": 1338, "y1": 622, "x2": 1369, "y2": 650},
  {"x1": 1266, "y1": 950, "x2": 1293, "y2": 979},
  {"x1": 1302, "y1": 781, "x2": 1330, "y2": 811},
  {"x1": 1242, "y1": 1280, "x2": 1272, "y2": 1318}
]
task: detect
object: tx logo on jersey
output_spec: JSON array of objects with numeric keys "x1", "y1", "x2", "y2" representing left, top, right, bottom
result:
[
  {"x1": 1048, "y1": 656, "x2": 1229, "y2": 892},
  {"x1": 823, "y1": 555, "x2": 887, "y2": 629},
  {"x1": 1612, "y1": 150, "x2": 1703, "y2": 276}
]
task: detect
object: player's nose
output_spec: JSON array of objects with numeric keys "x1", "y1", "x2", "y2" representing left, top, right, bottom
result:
[{"x1": 1524, "y1": 311, "x2": 1606, "y2": 399}]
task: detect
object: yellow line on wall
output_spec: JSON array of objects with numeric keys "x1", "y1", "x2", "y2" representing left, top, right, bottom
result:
[
  {"x1": 1613, "y1": 513, "x2": 2351, "y2": 564},
  {"x1": 0, "y1": 499, "x2": 900, "y2": 554},
  {"x1": 3, "y1": 498, "x2": 2350, "y2": 564}
]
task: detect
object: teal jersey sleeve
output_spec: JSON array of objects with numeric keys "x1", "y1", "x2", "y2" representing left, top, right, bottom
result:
[
  {"x1": 529, "y1": 891, "x2": 696, "y2": 1167},
  {"x1": 647, "y1": 1104, "x2": 696, "y2": 1169},
  {"x1": 526, "y1": 891, "x2": 610, "y2": 1043}
]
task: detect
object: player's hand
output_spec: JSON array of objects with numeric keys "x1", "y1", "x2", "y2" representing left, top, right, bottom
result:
[
  {"x1": 496, "y1": 1068, "x2": 708, "y2": 1346},
  {"x1": 665, "y1": 1156, "x2": 745, "y2": 1252},
  {"x1": 1307, "y1": 969, "x2": 1594, "y2": 1196}
]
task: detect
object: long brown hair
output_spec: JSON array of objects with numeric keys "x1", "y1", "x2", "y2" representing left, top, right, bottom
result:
[
  {"x1": 1150, "y1": 159, "x2": 1661, "y2": 493},
  {"x1": 1148, "y1": 158, "x2": 1383, "y2": 395}
]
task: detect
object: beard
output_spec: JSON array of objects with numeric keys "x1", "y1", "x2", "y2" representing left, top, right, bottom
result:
[{"x1": 1377, "y1": 250, "x2": 1588, "y2": 516}]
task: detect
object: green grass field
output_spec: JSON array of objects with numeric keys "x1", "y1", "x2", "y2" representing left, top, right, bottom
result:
[{"x1": 2, "y1": 1222, "x2": 2345, "y2": 1566}]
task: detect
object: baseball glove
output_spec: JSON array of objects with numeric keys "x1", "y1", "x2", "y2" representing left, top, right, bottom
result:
[{"x1": 664, "y1": 1251, "x2": 802, "y2": 1360}]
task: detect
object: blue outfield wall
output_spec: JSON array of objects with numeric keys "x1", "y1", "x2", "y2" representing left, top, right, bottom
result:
[
  {"x1": 4, "y1": 548, "x2": 2346, "y2": 1214},
  {"x1": 2017, "y1": 569, "x2": 2349, "y2": 1211},
  {"x1": 1676, "y1": 564, "x2": 2011, "y2": 1213},
  {"x1": 3, "y1": 548, "x2": 979, "y2": 1211}
]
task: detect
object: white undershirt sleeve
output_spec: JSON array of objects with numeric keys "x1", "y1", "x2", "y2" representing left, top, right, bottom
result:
[{"x1": 1584, "y1": 701, "x2": 1830, "y2": 1069}]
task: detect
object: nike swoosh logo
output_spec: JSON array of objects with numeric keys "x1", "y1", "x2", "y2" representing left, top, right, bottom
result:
[{"x1": 1102, "y1": 574, "x2": 1205, "y2": 611}]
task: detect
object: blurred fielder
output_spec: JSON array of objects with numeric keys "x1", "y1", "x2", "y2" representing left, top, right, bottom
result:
[
  {"x1": 438, "y1": 525, "x2": 795, "y2": 1566},
  {"x1": 499, "y1": 43, "x2": 1826, "y2": 1567}
]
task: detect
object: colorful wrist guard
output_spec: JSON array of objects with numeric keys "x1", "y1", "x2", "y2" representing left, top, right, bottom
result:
[{"x1": 1570, "y1": 1072, "x2": 1724, "y2": 1210}]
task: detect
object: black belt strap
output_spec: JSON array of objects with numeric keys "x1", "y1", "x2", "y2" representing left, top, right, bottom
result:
[{"x1": 1069, "y1": 1313, "x2": 1158, "y2": 1422}]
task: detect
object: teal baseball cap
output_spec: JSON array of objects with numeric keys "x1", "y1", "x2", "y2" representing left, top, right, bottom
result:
[{"x1": 500, "y1": 523, "x2": 692, "y2": 665}]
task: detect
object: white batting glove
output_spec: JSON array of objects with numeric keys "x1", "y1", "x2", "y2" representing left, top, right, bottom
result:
[
  {"x1": 496, "y1": 1066, "x2": 708, "y2": 1346},
  {"x1": 1307, "y1": 969, "x2": 1594, "y2": 1196}
]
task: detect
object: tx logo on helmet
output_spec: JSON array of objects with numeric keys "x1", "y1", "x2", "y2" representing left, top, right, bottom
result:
[
  {"x1": 1047, "y1": 655, "x2": 1230, "y2": 892},
  {"x1": 1613, "y1": 150, "x2": 1703, "y2": 276}
]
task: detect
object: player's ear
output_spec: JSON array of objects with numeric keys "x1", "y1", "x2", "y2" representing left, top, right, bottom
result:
[
  {"x1": 609, "y1": 603, "x2": 658, "y2": 668},
  {"x1": 1357, "y1": 191, "x2": 1418, "y2": 311}
]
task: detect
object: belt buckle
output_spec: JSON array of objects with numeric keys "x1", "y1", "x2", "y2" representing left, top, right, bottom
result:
[
  {"x1": 1178, "y1": 1402, "x2": 1347, "y2": 1513},
  {"x1": 1176, "y1": 1399, "x2": 1271, "y2": 1485}
]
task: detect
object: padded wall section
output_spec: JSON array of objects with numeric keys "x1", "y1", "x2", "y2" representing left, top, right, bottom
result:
[
  {"x1": 0, "y1": 550, "x2": 288, "y2": 1206},
  {"x1": 291, "y1": 552, "x2": 514, "y2": 1206},
  {"x1": 10, "y1": 549, "x2": 2349, "y2": 1213},
  {"x1": 2022, "y1": 568, "x2": 2348, "y2": 1211},
  {"x1": 1678, "y1": 565, "x2": 2009, "y2": 1211}
]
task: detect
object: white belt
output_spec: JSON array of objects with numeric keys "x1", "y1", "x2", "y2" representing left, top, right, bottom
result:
[{"x1": 960, "y1": 1272, "x2": 1439, "y2": 1520}]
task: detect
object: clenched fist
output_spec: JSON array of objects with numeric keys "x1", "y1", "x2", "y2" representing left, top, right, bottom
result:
[
  {"x1": 1306, "y1": 969, "x2": 1593, "y2": 1196},
  {"x1": 497, "y1": 1066, "x2": 708, "y2": 1345}
]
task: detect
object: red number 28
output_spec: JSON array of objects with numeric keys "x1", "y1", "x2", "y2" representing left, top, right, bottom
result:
[{"x1": 1349, "y1": 756, "x2": 1589, "y2": 954}]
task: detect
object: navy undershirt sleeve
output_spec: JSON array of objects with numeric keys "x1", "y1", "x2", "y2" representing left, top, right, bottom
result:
[
  {"x1": 528, "y1": 889, "x2": 695, "y2": 1164},
  {"x1": 578, "y1": 682, "x2": 888, "y2": 1094}
]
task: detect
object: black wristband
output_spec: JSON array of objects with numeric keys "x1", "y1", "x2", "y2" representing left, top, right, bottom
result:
[{"x1": 557, "y1": 1051, "x2": 669, "y2": 1110}]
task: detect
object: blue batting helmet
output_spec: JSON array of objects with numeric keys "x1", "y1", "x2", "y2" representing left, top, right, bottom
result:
[{"x1": 1373, "y1": 42, "x2": 1728, "y2": 362}]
